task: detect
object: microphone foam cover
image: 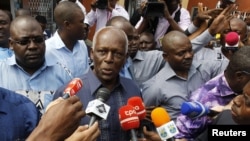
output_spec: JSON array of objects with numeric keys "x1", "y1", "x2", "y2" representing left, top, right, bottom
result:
[
  {"x1": 119, "y1": 105, "x2": 140, "y2": 131},
  {"x1": 127, "y1": 96, "x2": 146, "y2": 120},
  {"x1": 64, "y1": 78, "x2": 83, "y2": 97},
  {"x1": 225, "y1": 32, "x2": 239, "y2": 46},
  {"x1": 151, "y1": 107, "x2": 171, "y2": 127},
  {"x1": 96, "y1": 87, "x2": 110, "y2": 102}
]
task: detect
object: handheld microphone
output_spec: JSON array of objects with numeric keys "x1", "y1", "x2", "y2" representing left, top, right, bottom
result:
[
  {"x1": 62, "y1": 78, "x2": 83, "y2": 99},
  {"x1": 85, "y1": 87, "x2": 111, "y2": 127},
  {"x1": 127, "y1": 96, "x2": 146, "y2": 120},
  {"x1": 181, "y1": 101, "x2": 220, "y2": 119},
  {"x1": 225, "y1": 31, "x2": 240, "y2": 52},
  {"x1": 151, "y1": 107, "x2": 179, "y2": 140},
  {"x1": 119, "y1": 105, "x2": 140, "y2": 141}
]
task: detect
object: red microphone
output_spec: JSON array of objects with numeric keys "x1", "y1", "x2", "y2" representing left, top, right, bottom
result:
[
  {"x1": 62, "y1": 78, "x2": 83, "y2": 99},
  {"x1": 119, "y1": 105, "x2": 140, "y2": 141},
  {"x1": 127, "y1": 96, "x2": 146, "y2": 120},
  {"x1": 225, "y1": 31, "x2": 240, "y2": 51}
]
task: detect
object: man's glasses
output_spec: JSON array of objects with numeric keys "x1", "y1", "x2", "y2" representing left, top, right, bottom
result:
[{"x1": 9, "y1": 36, "x2": 45, "y2": 46}]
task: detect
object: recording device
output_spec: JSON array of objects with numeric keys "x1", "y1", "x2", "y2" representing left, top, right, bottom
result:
[
  {"x1": 151, "y1": 107, "x2": 179, "y2": 140},
  {"x1": 142, "y1": 0, "x2": 165, "y2": 17},
  {"x1": 181, "y1": 101, "x2": 220, "y2": 119},
  {"x1": 62, "y1": 78, "x2": 83, "y2": 99},
  {"x1": 92, "y1": 0, "x2": 107, "y2": 9},
  {"x1": 119, "y1": 105, "x2": 140, "y2": 141},
  {"x1": 225, "y1": 31, "x2": 240, "y2": 52},
  {"x1": 85, "y1": 87, "x2": 111, "y2": 126}
]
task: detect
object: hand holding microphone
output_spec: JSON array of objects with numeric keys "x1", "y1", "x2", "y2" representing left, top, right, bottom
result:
[
  {"x1": 62, "y1": 78, "x2": 83, "y2": 99},
  {"x1": 151, "y1": 107, "x2": 179, "y2": 140},
  {"x1": 85, "y1": 87, "x2": 111, "y2": 127}
]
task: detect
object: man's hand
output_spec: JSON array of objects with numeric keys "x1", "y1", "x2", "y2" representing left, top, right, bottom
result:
[
  {"x1": 27, "y1": 96, "x2": 85, "y2": 141},
  {"x1": 65, "y1": 122, "x2": 100, "y2": 141}
]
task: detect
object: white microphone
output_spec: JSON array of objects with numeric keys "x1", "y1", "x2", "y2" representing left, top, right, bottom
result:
[
  {"x1": 85, "y1": 87, "x2": 111, "y2": 126},
  {"x1": 151, "y1": 107, "x2": 179, "y2": 140}
]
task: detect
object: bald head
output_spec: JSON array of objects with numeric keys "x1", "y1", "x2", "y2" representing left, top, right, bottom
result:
[
  {"x1": 93, "y1": 26, "x2": 128, "y2": 53},
  {"x1": 10, "y1": 15, "x2": 42, "y2": 36},
  {"x1": 15, "y1": 9, "x2": 30, "y2": 17},
  {"x1": 54, "y1": 1, "x2": 82, "y2": 27},
  {"x1": 162, "y1": 31, "x2": 190, "y2": 52},
  {"x1": 106, "y1": 16, "x2": 133, "y2": 36}
]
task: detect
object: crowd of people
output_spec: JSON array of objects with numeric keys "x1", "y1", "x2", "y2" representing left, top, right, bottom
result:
[{"x1": 0, "y1": 0, "x2": 250, "y2": 140}]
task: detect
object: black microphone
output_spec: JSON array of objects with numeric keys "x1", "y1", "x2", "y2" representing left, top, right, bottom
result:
[
  {"x1": 181, "y1": 101, "x2": 220, "y2": 119},
  {"x1": 85, "y1": 87, "x2": 111, "y2": 126}
]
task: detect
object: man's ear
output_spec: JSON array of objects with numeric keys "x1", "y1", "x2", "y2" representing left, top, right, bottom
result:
[
  {"x1": 162, "y1": 52, "x2": 168, "y2": 61},
  {"x1": 90, "y1": 47, "x2": 94, "y2": 60},
  {"x1": 9, "y1": 39, "x2": 14, "y2": 50}
]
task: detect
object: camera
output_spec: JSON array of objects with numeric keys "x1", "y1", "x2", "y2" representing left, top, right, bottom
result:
[
  {"x1": 94, "y1": 0, "x2": 108, "y2": 9},
  {"x1": 142, "y1": 0, "x2": 165, "y2": 17}
]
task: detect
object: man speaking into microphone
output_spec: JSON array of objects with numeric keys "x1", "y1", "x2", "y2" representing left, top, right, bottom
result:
[{"x1": 53, "y1": 26, "x2": 142, "y2": 141}]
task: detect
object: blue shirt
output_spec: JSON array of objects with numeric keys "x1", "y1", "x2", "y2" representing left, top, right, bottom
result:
[
  {"x1": 0, "y1": 47, "x2": 13, "y2": 60},
  {"x1": 45, "y1": 31, "x2": 89, "y2": 77},
  {"x1": 0, "y1": 55, "x2": 73, "y2": 114},
  {"x1": 0, "y1": 87, "x2": 40, "y2": 141},
  {"x1": 53, "y1": 69, "x2": 142, "y2": 141},
  {"x1": 142, "y1": 60, "x2": 224, "y2": 121}
]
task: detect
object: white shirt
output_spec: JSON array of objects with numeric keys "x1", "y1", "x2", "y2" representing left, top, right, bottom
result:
[{"x1": 84, "y1": 4, "x2": 129, "y2": 32}]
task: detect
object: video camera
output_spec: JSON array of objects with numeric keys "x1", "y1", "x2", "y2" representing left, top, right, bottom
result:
[
  {"x1": 93, "y1": 0, "x2": 107, "y2": 9},
  {"x1": 142, "y1": 0, "x2": 165, "y2": 17}
]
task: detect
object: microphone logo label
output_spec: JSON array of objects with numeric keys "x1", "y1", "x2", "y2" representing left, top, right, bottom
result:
[
  {"x1": 86, "y1": 99, "x2": 110, "y2": 120},
  {"x1": 125, "y1": 109, "x2": 137, "y2": 117}
]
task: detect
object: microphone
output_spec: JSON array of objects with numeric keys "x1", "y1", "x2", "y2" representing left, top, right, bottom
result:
[
  {"x1": 151, "y1": 107, "x2": 179, "y2": 140},
  {"x1": 181, "y1": 101, "x2": 220, "y2": 119},
  {"x1": 62, "y1": 78, "x2": 83, "y2": 99},
  {"x1": 127, "y1": 96, "x2": 146, "y2": 138},
  {"x1": 225, "y1": 31, "x2": 240, "y2": 52},
  {"x1": 119, "y1": 105, "x2": 140, "y2": 141},
  {"x1": 127, "y1": 96, "x2": 146, "y2": 120},
  {"x1": 85, "y1": 87, "x2": 111, "y2": 127}
]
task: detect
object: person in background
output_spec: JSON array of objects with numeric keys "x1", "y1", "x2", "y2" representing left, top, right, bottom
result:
[
  {"x1": 175, "y1": 46, "x2": 250, "y2": 141},
  {"x1": 0, "y1": 87, "x2": 40, "y2": 140},
  {"x1": 141, "y1": 31, "x2": 223, "y2": 122},
  {"x1": 0, "y1": 9, "x2": 13, "y2": 60},
  {"x1": 45, "y1": 1, "x2": 89, "y2": 77},
  {"x1": 135, "y1": 0, "x2": 191, "y2": 49},
  {"x1": 0, "y1": 15, "x2": 72, "y2": 114},
  {"x1": 35, "y1": 15, "x2": 51, "y2": 39},
  {"x1": 85, "y1": 0, "x2": 129, "y2": 33},
  {"x1": 53, "y1": 26, "x2": 142, "y2": 141},
  {"x1": 194, "y1": 79, "x2": 250, "y2": 141},
  {"x1": 57, "y1": 0, "x2": 87, "y2": 16},
  {"x1": 139, "y1": 31, "x2": 158, "y2": 51}
]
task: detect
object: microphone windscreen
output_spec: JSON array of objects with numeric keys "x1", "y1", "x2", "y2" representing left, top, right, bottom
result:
[
  {"x1": 119, "y1": 105, "x2": 140, "y2": 131},
  {"x1": 96, "y1": 87, "x2": 110, "y2": 102},
  {"x1": 225, "y1": 32, "x2": 239, "y2": 46},
  {"x1": 127, "y1": 96, "x2": 146, "y2": 120},
  {"x1": 151, "y1": 107, "x2": 170, "y2": 127},
  {"x1": 63, "y1": 78, "x2": 83, "y2": 97},
  {"x1": 181, "y1": 101, "x2": 209, "y2": 119}
]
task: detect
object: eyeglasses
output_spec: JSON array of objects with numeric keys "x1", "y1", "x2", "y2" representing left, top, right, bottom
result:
[{"x1": 9, "y1": 36, "x2": 45, "y2": 46}]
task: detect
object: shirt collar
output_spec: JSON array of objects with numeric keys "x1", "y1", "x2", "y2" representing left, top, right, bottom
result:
[
  {"x1": 52, "y1": 31, "x2": 67, "y2": 49},
  {"x1": 87, "y1": 69, "x2": 126, "y2": 96},
  {"x1": 162, "y1": 61, "x2": 202, "y2": 80}
]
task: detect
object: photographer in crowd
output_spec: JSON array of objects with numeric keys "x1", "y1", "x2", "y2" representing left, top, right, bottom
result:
[
  {"x1": 85, "y1": 0, "x2": 129, "y2": 33},
  {"x1": 135, "y1": 0, "x2": 191, "y2": 49}
]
